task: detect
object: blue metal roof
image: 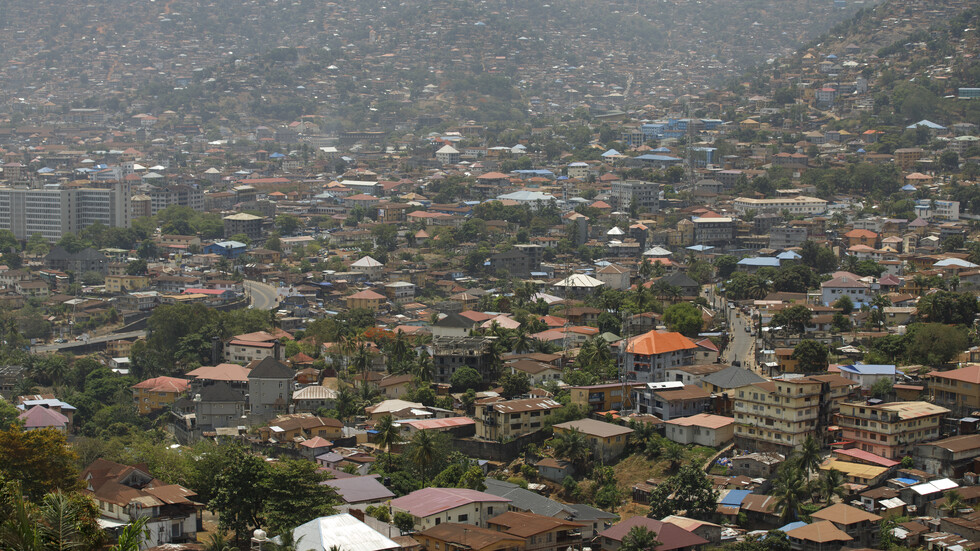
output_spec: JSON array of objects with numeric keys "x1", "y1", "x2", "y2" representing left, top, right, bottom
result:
[
  {"x1": 737, "y1": 257, "x2": 780, "y2": 267},
  {"x1": 720, "y1": 489, "x2": 752, "y2": 506},
  {"x1": 839, "y1": 364, "x2": 895, "y2": 375}
]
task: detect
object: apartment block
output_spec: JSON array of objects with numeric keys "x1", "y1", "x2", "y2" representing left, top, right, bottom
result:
[
  {"x1": 0, "y1": 182, "x2": 131, "y2": 240},
  {"x1": 475, "y1": 397, "x2": 562, "y2": 441},
  {"x1": 837, "y1": 401, "x2": 948, "y2": 460}
]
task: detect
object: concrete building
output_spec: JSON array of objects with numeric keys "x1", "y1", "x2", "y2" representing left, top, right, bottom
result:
[
  {"x1": 391, "y1": 488, "x2": 510, "y2": 531},
  {"x1": 664, "y1": 413, "x2": 735, "y2": 447},
  {"x1": 247, "y1": 357, "x2": 294, "y2": 424},
  {"x1": 609, "y1": 180, "x2": 660, "y2": 212},
  {"x1": 837, "y1": 401, "x2": 948, "y2": 460},
  {"x1": 732, "y1": 196, "x2": 827, "y2": 215},
  {"x1": 692, "y1": 216, "x2": 735, "y2": 246},
  {"x1": 222, "y1": 212, "x2": 264, "y2": 241},
  {"x1": 623, "y1": 330, "x2": 698, "y2": 383},
  {"x1": 0, "y1": 182, "x2": 131, "y2": 240},
  {"x1": 552, "y1": 418, "x2": 633, "y2": 463},
  {"x1": 475, "y1": 397, "x2": 563, "y2": 441},
  {"x1": 928, "y1": 364, "x2": 980, "y2": 417}
]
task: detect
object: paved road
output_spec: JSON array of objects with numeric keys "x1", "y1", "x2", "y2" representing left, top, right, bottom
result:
[
  {"x1": 244, "y1": 280, "x2": 280, "y2": 311},
  {"x1": 34, "y1": 329, "x2": 148, "y2": 353},
  {"x1": 726, "y1": 309, "x2": 756, "y2": 369}
]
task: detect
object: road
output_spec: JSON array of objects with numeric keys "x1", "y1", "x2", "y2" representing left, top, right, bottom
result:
[
  {"x1": 244, "y1": 280, "x2": 281, "y2": 311},
  {"x1": 703, "y1": 284, "x2": 756, "y2": 369},
  {"x1": 34, "y1": 330, "x2": 148, "y2": 353}
]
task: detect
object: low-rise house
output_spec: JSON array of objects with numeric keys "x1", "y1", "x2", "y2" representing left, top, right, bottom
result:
[
  {"x1": 635, "y1": 383, "x2": 710, "y2": 420},
  {"x1": 487, "y1": 511, "x2": 585, "y2": 551},
  {"x1": 552, "y1": 418, "x2": 633, "y2": 463},
  {"x1": 475, "y1": 397, "x2": 563, "y2": 441},
  {"x1": 928, "y1": 364, "x2": 980, "y2": 417},
  {"x1": 835, "y1": 364, "x2": 896, "y2": 392},
  {"x1": 293, "y1": 514, "x2": 400, "y2": 551},
  {"x1": 322, "y1": 475, "x2": 395, "y2": 510},
  {"x1": 506, "y1": 359, "x2": 563, "y2": 387},
  {"x1": 18, "y1": 405, "x2": 70, "y2": 431},
  {"x1": 664, "y1": 414, "x2": 735, "y2": 447},
  {"x1": 390, "y1": 487, "x2": 511, "y2": 531},
  {"x1": 784, "y1": 521, "x2": 853, "y2": 551},
  {"x1": 729, "y1": 452, "x2": 785, "y2": 478},
  {"x1": 417, "y1": 523, "x2": 524, "y2": 551},
  {"x1": 81, "y1": 459, "x2": 202, "y2": 547},
  {"x1": 291, "y1": 385, "x2": 338, "y2": 413},
  {"x1": 131, "y1": 376, "x2": 190, "y2": 414},
  {"x1": 346, "y1": 289, "x2": 387, "y2": 311},
  {"x1": 809, "y1": 503, "x2": 882, "y2": 547},
  {"x1": 534, "y1": 458, "x2": 575, "y2": 483},
  {"x1": 597, "y1": 516, "x2": 708, "y2": 551},
  {"x1": 258, "y1": 414, "x2": 344, "y2": 442},
  {"x1": 915, "y1": 434, "x2": 980, "y2": 478},
  {"x1": 569, "y1": 383, "x2": 640, "y2": 413}
]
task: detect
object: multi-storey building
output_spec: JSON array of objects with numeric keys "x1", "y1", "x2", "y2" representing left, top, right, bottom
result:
[
  {"x1": 131, "y1": 376, "x2": 190, "y2": 414},
  {"x1": 734, "y1": 375, "x2": 856, "y2": 455},
  {"x1": 430, "y1": 336, "x2": 497, "y2": 385},
  {"x1": 222, "y1": 212, "x2": 264, "y2": 241},
  {"x1": 0, "y1": 182, "x2": 131, "y2": 240},
  {"x1": 622, "y1": 330, "x2": 698, "y2": 383},
  {"x1": 732, "y1": 196, "x2": 827, "y2": 216},
  {"x1": 692, "y1": 216, "x2": 735, "y2": 246},
  {"x1": 928, "y1": 364, "x2": 980, "y2": 417},
  {"x1": 609, "y1": 180, "x2": 660, "y2": 212},
  {"x1": 570, "y1": 383, "x2": 642, "y2": 413},
  {"x1": 837, "y1": 401, "x2": 949, "y2": 460},
  {"x1": 474, "y1": 397, "x2": 562, "y2": 441}
]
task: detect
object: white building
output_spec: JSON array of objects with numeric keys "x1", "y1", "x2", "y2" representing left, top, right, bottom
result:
[
  {"x1": 436, "y1": 145, "x2": 461, "y2": 165},
  {"x1": 732, "y1": 195, "x2": 827, "y2": 215},
  {"x1": 0, "y1": 182, "x2": 131, "y2": 240}
]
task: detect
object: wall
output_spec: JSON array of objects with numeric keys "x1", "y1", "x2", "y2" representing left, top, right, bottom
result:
[{"x1": 452, "y1": 430, "x2": 549, "y2": 462}]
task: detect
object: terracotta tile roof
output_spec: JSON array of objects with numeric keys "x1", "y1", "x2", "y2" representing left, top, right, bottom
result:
[
  {"x1": 929, "y1": 364, "x2": 980, "y2": 385},
  {"x1": 626, "y1": 330, "x2": 698, "y2": 356}
]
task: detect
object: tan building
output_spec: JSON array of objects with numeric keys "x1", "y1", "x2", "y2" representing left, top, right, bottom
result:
[
  {"x1": 475, "y1": 397, "x2": 563, "y2": 441},
  {"x1": 487, "y1": 511, "x2": 584, "y2": 551},
  {"x1": 131, "y1": 376, "x2": 190, "y2": 414},
  {"x1": 552, "y1": 418, "x2": 633, "y2": 463},
  {"x1": 346, "y1": 289, "x2": 387, "y2": 311},
  {"x1": 734, "y1": 375, "x2": 856, "y2": 454},
  {"x1": 257, "y1": 414, "x2": 344, "y2": 442},
  {"x1": 105, "y1": 274, "x2": 150, "y2": 294},
  {"x1": 928, "y1": 364, "x2": 980, "y2": 416},
  {"x1": 837, "y1": 401, "x2": 948, "y2": 460}
]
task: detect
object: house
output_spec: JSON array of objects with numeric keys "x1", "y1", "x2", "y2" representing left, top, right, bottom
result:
[
  {"x1": 915, "y1": 434, "x2": 980, "y2": 478},
  {"x1": 844, "y1": 229, "x2": 879, "y2": 248},
  {"x1": 928, "y1": 364, "x2": 980, "y2": 416},
  {"x1": 596, "y1": 263, "x2": 631, "y2": 291},
  {"x1": 417, "y1": 523, "x2": 524, "y2": 551},
  {"x1": 203, "y1": 240, "x2": 247, "y2": 258},
  {"x1": 365, "y1": 399, "x2": 426, "y2": 420},
  {"x1": 835, "y1": 364, "x2": 896, "y2": 392},
  {"x1": 15, "y1": 396, "x2": 76, "y2": 425},
  {"x1": 350, "y1": 256, "x2": 385, "y2": 279},
  {"x1": 475, "y1": 397, "x2": 563, "y2": 441},
  {"x1": 224, "y1": 331, "x2": 282, "y2": 364},
  {"x1": 836, "y1": 401, "x2": 949, "y2": 460},
  {"x1": 634, "y1": 383, "x2": 711, "y2": 420},
  {"x1": 346, "y1": 289, "x2": 387, "y2": 311},
  {"x1": 552, "y1": 418, "x2": 633, "y2": 463},
  {"x1": 390, "y1": 487, "x2": 510, "y2": 530},
  {"x1": 322, "y1": 475, "x2": 395, "y2": 509},
  {"x1": 433, "y1": 312, "x2": 478, "y2": 338},
  {"x1": 18, "y1": 405, "x2": 70, "y2": 431},
  {"x1": 666, "y1": 364, "x2": 729, "y2": 386},
  {"x1": 664, "y1": 413, "x2": 735, "y2": 447},
  {"x1": 81, "y1": 459, "x2": 202, "y2": 547},
  {"x1": 534, "y1": 458, "x2": 575, "y2": 483},
  {"x1": 820, "y1": 275, "x2": 870, "y2": 306},
  {"x1": 131, "y1": 376, "x2": 190, "y2": 414},
  {"x1": 623, "y1": 330, "x2": 698, "y2": 383},
  {"x1": 809, "y1": 503, "x2": 882, "y2": 547},
  {"x1": 569, "y1": 383, "x2": 641, "y2": 413},
  {"x1": 487, "y1": 511, "x2": 585, "y2": 551},
  {"x1": 729, "y1": 452, "x2": 785, "y2": 478},
  {"x1": 379, "y1": 374, "x2": 415, "y2": 399},
  {"x1": 247, "y1": 356, "x2": 294, "y2": 423},
  {"x1": 482, "y1": 478, "x2": 576, "y2": 521},
  {"x1": 293, "y1": 514, "x2": 399, "y2": 551},
  {"x1": 292, "y1": 385, "x2": 339, "y2": 413},
  {"x1": 784, "y1": 521, "x2": 853, "y2": 551},
  {"x1": 258, "y1": 413, "x2": 344, "y2": 443},
  {"x1": 597, "y1": 516, "x2": 708, "y2": 551}
]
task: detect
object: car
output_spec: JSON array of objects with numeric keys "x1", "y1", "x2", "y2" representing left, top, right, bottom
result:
[{"x1": 54, "y1": 338, "x2": 66, "y2": 344}]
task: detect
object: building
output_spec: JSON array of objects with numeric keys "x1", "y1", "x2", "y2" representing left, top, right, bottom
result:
[
  {"x1": 390, "y1": 488, "x2": 510, "y2": 531},
  {"x1": 623, "y1": 330, "x2": 698, "y2": 383},
  {"x1": 552, "y1": 418, "x2": 633, "y2": 463},
  {"x1": 836, "y1": 401, "x2": 948, "y2": 460},
  {"x1": 80, "y1": 459, "x2": 202, "y2": 547},
  {"x1": 595, "y1": 263, "x2": 631, "y2": 291},
  {"x1": 597, "y1": 517, "x2": 708, "y2": 551},
  {"x1": 569, "y1": 383, "x2": 640, "y2": 414},
  {"x1": 915, "y1": 434, "x2": 980, "y2": 478},
  {"x1": 784, "y1": 521, "x2": 853, "y2": 551},
  {"x1": 732, "y1": 196, "x2": 827, "y2": 216},
  {"x1": 729, "y1": 452, "x2": 785, "y2": 478},
  {"x1": 928, "y1": 364, "x2": 980, "y2": 416},
  {"x1": 894, "y1": 148, "x2": 927, "y2": 170},
  {"x1": 487, "y1": 511, "x2": 585, "y2": 551},
  {"x1": 0, "y1": 182, "x2": 131, "y2": 241},
  {"x1": 350, "y1": 256, "x2": 385, "y2": 279},
  {"x1": 820, "y1": 274, "x2": 870, "y2": 306},
  {"x1": 106, "y1": 274, "x2": 150, "y2": 294},
  {"x1": 44, "y1": 247, "x2": 109, "y2": 274},
  {"x1": 436, "y1": 145, "x2": 461, "y2": 165},
  {"x1": 609, "y1": 180, "x2": 660, "y2": 212},
  {"x1": 770, "y1": 226, "x2": 808, "y2": 250},
  {"x1": 835, "y1": 364, "x2": 896, "y2": 391},
  {"x1": 293, "y1": 514, "x2": 400, "y2": 551},
  {"x1": 475, "y1": 397, "x2": 563, "y2": 441},
  {"x1": 346, "y1": 289, "x2": 387, "y2": 311},
  {"x1": 430, "y1": 337, "x2": 496, "y2": 385},
  {"x1": 224, "y1": 332, "x2": 281, "y2": 364},
  {"x1": 664, "y1": 413, "x2": 735, "y2": 447},
  {"x1": 247, "y1": 357, "x2": 294, "y2": 424},
  {"x1": 417, "y1": 523, "x2": 524, "y2": 551},
  {"x1": 634, "y1": 383, "x2": 711, "y2": 420},
  {"x1": 257, "y1": 413, "x2": 343, "y2": 442},
  {"x1": 734, "y1": 375, "x2": 856, "y2": 454},
  {"x1": 809, "y1": 503, "x2": 882, "y2": 548},
  {"x1": 692, "y1": 217, "x2": 735, "y2": 246},
  {"x1": 132, "y1": 376, "x2": 190, "y2": 414},
  {"x1": 222, "y1": 212, "x2": 264, "y2": 241}
]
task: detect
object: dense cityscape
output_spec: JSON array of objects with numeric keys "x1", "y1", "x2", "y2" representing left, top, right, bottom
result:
[{"x1": 1, "y1": 1, "x2": 980, "y2": 551}]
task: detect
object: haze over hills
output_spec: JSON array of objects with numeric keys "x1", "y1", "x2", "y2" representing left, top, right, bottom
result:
[{"x1": 0, "y1": 0, "x2": 877, "y2": 125}]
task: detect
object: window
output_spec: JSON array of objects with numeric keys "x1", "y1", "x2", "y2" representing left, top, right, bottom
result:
[{"x1": 457, "y1": 514, "x2": 468, "y2": 522}]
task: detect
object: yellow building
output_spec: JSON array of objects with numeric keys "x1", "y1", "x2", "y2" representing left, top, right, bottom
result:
[
  {"x1": 928, "y1": 364, "x2": 980, "y2": 417},
  {"x1": 552, "y1": 418, "x2": 633, "y2": 463},
  {"x1": 569, "y1": 383, "x2": 643, "y2": 413},
  {"x1": 819, "y1": 458, "x2": 890, "y2": 486},
  {"x1": 475, "y1": 397, "x2": 563, "y2": 441},
  {"x1": 131, "y1": 376, "x2": 190, "y2": 414},
  {"x1": 734, "y1": 374, "x2": 856, "y2": 454},
  {"x1": 345, "y1": 289, "x2": 386, "y2": 311},
  {"x1": 105, "y1": 274, "x2": 150, "y2": 294},
  {"x1": 257, "y1": 414, "x2": 344, "y2": 442},
  {"x1": 837, "y1": 401, "x2": 949, "y2": 460}
]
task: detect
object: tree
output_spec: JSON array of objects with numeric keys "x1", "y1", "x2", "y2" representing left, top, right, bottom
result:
[
  {"x1": 209, "y1": 446, "x2": 269, "y2": 545},
  {"x1": 0, "y1": 428, "x2": 81, "y2": 500},
  {"x1": 906, "y1": 323, "x2": 968, "y2": 366},
  {"x1": 798, "y1": 435, "x2": 822, "y2": 477},
  {"x1": 499, "y1": 372, "x2": 531, "y2": 398},
  {"x1": 552, "y1": 428, "x2": 590, "y2": 473},
  {"x1": 262, "y1": 459, "x2": 338, "y2": 535},
  {"x1": 404, "y1": 430, "x2": 447, "y2": 484},
  {"x1": 715, "y1": 255, "x2": 739, "y2": 279},
  {"x1": 870, "y1": 377, "x2": 893, "y2": 399},
  {"x1": 597, "y1": 312, "x2": 621, "y2": 335},
  {"x1": 833, "y1": 295, "x2": 854, "y2": 315},
  {"x1": 915, "y1": 291, "x2": 978, "y2": 325},
  {"x1": 771, "y1": 305, "x2": 812, "y2": 336},
  {"x1": 125, "y1": 259, "x2": 148, "y2": 276},
  {"x1": 136, "y1": 239, "x2": 158, "y2": 260},
  {"x1": 772, "y1": 466, "x2": 808, "y2": 522},
  {"x1": 647, "y1": 465, "x2": 718, "y2": 520},
  {"x1": 791, "y1": 340, "x2": 828, "y2": 373},
  {"x1": 941, "y1": 490, "x2": 966, "y2": 517},
  {"x1": 371, "y1": 224, "x2": 398, "y2": 251},
  {"x1": 619, "y1": 526, "x2": 662, "y2": 551},
  {"x1": 662, "y1": 302, "x2": 703, "y2": 337},
  {"x1": 375, "y1": 415, "x2": 400, "y2": 468},
  {"x1": 393, "y1": 511, "x2": 415, "y2": 533},
  {"x1": 831, "y1": 313, "x2": 852, "y2": 333},
  {"x1": 0, "y1": 488, "x2": 105, "y2": 551},
  {"x1": 449, "y1": 366, "x2": 482, "y2": 391},
  {"x1": 818, "y1": 468, "x2": 846, "y2": 504},
  {"x1": 274, "y1": 214, "x2": 302, "y2": 235},
  {"x1": 661, "y1": 441, "x2": 686, "y2": 473},
  {"x1": 110, "y1": 516, "x2": 149, "y2": 551}
]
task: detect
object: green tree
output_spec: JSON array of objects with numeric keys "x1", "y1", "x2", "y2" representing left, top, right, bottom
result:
[
  {"x1": 0, "y1": 428, "x2": 81, "y2": 500},
  {"x1": 262, "y1": 459, "x2": 338, "y2": 535},
  {"x1": 404, "y1": 430, "x2": 448, "y2": 484},
  {"x1": 619, "y1": 526, "x2": 662, "y2": 551},
  {"x1": 715, "y1": 255, "x2": 739, "y2": 279},
  {"x1": 833, "y1": 295, "x2": 854, "y2": 315},
  {"x1": 552, "y1": 428, "x2": 591, "y2": 474},
  {"x1": 209, "y1": 446, "x2": 269, "y2": 545},
  {"x1": 499, "y1": 372, "x2": 531, "y2": 398},
  {"x1": 771, "y1": 305, "x2": 812, "y2": 336},
  {"x1": 647, "y1": 465, "x2": 718, "y2": 520},
  {"x1": 798, "y1": 435, "x2": 822, "y2": 477},
  {"x1": 393, "y1": 512, "x2": 415, "y2": 533},
  {"x1": 906, "y1": 323, "x2": 968, "y2": 366},
  {"x1": 772, "y1": 466, "x2": 808, "y2": 522},
  {"x1": 374, "y1": 415, "x2": 400, "y2": 469},
  {"x1": 274, "y1": 214, "x2": 302, "y2": 235},
  {"x1": 791, "y1": 340, "x2": 828, "y2": 373},
  {"x1": 662, "y1": 302, "x2": 702, "y2": 337},
  {"x1": 449, "y1": 366, "x2": 483, "y2": 391},
  {"x1": 870, "y1": 377, "x2": 893, "y2": 399}
]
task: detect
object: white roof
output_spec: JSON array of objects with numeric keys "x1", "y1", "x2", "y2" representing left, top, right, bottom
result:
[
  {"x1": 910, "y1": 478, "x2": 958, "y2": 495},
  {"x1": 293, "y1": 386, "x2": 339, "y2": 401},
  {"x1": 293, "y1": 514, "x2": 399, "y2": 551},
  {"x1": 607, "y1": 226, "x2": 625, "y2": 236},
  {"x1": 436, "y1": 145, "x2": 459, "y2": 154},
  {"x1": 934, "y1": 258, "x2": 979, "y2": 269},
  {"x1": 553, "y1": 274, "x2": 605, "y2": 288},
  {"x1": 351, "y1": 256, "x2": 383, "y2": 268},
  {"x1": 643, "y1": 246, "x2": 672, "y2": 257}
]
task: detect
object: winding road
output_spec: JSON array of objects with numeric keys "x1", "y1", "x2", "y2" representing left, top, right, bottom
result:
[{"x1": 243, "y1": 280, "x2": 281, "y2": 311}]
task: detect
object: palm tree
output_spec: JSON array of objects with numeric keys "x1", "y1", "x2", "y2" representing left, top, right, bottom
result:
[
  {"x1": 619, "y1": 526, "x2": 662, "y2": 551},
  {"x1": 205, "y1": 532, "x2": 236, "y2": 551},
  {"x1": 412, "y1": 351, "x2": 432, "y2": 382},
  {"x1": 773, "y1": 467, "x2": 809, "y2": 522},
  {"x1": 110, "y1": 517, "x2": 148, "y2": 551},
  {"x1": 512, "y1": 327, "x2": 532, "y2": 354},
  {"x1": 818, "y1": 469, "x2": 846, "y2": 504},
  {"x1": 661, "y1": 441, "x2": 685, "y2": 473},
  {"x1": 375, "y1": 414, "x2": 400, "y2": 470},
  {"x1": 798, "y1": 436, "x2": 822, "y2": 477},
  {"x1": 405, "y1": 430, "x2": 439, "y2": 483},
  {"x1": 552, "y1": 428, "x2": 591, "y2": 474},
  {"x1": 746, "y1": 278, "x2": 772, "y2": 300},
  {"x1": 942, "y1": 490, "x2": 966, "y2": 517},
  {"x1": 336, "y1": 386, "x2": 357, "y2": 423}
]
